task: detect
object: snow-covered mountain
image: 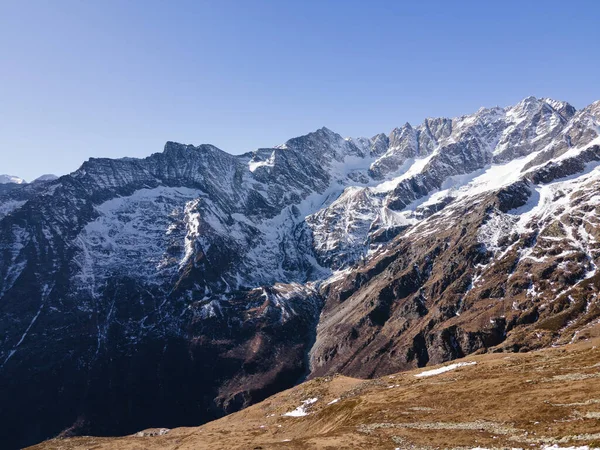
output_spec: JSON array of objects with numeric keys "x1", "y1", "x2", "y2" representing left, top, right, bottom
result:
[
  {"x1": 1, "y1": 97, "x2": 600, "y2": 449},
  {"x1": 0, "y1": 174, "x2": 26, "y2": 184},
  {"x1": 32, "y1": 174, "x2": 58, "y2": 183},
  {"x1": 0, "y1": 173, "x2": 59, "y2": 186}
]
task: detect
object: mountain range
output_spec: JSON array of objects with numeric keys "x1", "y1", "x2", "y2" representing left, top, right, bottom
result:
[{"x1": 1, "y1": 96, "x2": 600, "y2": 449}]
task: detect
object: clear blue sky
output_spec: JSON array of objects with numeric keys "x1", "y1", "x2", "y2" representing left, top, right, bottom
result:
[{"x1": 1, "y1": 0, "x2": 599, "y2": 181}]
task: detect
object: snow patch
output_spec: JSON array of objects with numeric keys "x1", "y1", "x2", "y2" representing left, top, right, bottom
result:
[
  {"x1": 283, "y1": 397, "x2": 318, "y2": 417},
  {"x1": 415, "y1": 361, "x2": 477, "y2": 378},
  {"x1": 370, "y1": 154, "x2": 435, "y2": 193},
  {"x1": 248, "y1": 153, "x2": 275, "y2": 172},
  {"x1": 0, "y1": 174, "x2": 26, "y2": 184},
  {"x1": 542, "y1": 446, "x2": 592, "y2": 450}
]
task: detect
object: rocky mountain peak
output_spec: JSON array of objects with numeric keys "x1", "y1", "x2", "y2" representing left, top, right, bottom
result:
[
  {"x1": 282, "y1": 126, "x2": 365, "y2": 160},
  {"x1": 369, "y1": 133, "x2": 390, "y2": 156},
  {"x1": 543, "y1": 97, "x2": 577, "y2": 118},
  {"x1": 514, "y1": 95, "x2": 552, "y2": 112},
  {"x1": 32, "y1": 174, "x2": 58, "y2": 183},
  {"x1": 0, "y1": 174, "x2": 26, "y2": 184}
]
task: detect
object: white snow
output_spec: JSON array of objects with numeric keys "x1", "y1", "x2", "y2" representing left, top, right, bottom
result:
[
  {"x1": 370, "y1": 154, "x2": 435, "y2": 193},
  {"x1": 545, "y1": 135, "x2": 600, "y2": 163},
  {"x1": 415, "y1": 361, "x2": 477, "y2": 378},
  {"x1": 3, "y1": 98, "x2": 600, "y2": 359},
  {"x1": 78, "y1": 186, "x2": 204, "y2": 284},
  {"x1": 542, "y1": 446, "x2": 592, "y2": 450},
  {"x1": 282, "y1": 397, "x2": 318, "y2": 417},
  {"x1": 33, "y1": 174, "x2": 58, "y2": 182},
  {"x1": 248, "y1": 153, "x2": 275, "y2": 172},
  {"x1": 1, "y1": 283, "x2": 53, "y2": 368},
  {"x1": 0, "y1": 174, "x2": 26, "y2": 184},
  {"x1": 0, "y1": 200, "x2": 27, "y2": 219},
  {"x1": 457, "y1": 153, "x2": 538, "y2": 196}
]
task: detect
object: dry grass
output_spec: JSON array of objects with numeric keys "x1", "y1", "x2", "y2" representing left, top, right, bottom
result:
[{"x1": 29, "y1": 329, "x2": 600, "y2": 450}]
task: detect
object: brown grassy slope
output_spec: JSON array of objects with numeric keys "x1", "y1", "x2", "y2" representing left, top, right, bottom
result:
[{"x1": 30, "y1": 324, "x2": 600, "y2": 450}]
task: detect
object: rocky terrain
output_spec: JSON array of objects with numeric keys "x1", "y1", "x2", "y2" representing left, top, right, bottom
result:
[
  {"x1": 2, "y1": 96, "x2": 600, "y2": 448},
  {"x1": 29, "y1": 332, "x2": 600, "y2": 449}
]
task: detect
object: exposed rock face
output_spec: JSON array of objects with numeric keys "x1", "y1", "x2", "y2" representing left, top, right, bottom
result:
[
  {"x1": 310, "y1": 151, "x2": 600, "y2": 378},
  {"x1": 1, "y1": 97, "x2": 600, "y2": 449},
  {"x1": 492, "y1": 96, "x2": 575, "y2": 163},
  {"x1": 32, "y1": 174, "x2": 59, "y2": 183}
]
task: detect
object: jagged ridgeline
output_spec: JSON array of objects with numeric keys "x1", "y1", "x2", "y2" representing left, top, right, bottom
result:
[{"x1": 1, "y1": 97, "x2": 600, "y2": 449}]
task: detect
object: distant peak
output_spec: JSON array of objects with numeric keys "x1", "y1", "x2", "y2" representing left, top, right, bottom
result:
[
  {"x1": 163, "y1": 141, "x2": 221, "y2": 154},
  {"x1": 515, "y1": 95, "x2": 569, "y2": 108},
  {"x1": 33, "y1": 174, "x2": 58, "y2": 183},
  {"x1": 163, "y1": 140, "x2": 190, "y2": 151},
  {"x1": 521, "y1": 95, "x2": 540, "y2": 103},
  {"x1": 372, "y1": 132, "x2": 387, "y2": 139},
  {"x1": 310, "y1": 127, "x2": 346, "y2": 141},
  {"x1": 0, "y1": 174, "x2": 26, "y2": 184},
  {"x1": 390, "y1": 122, "x2": 413, "y2": 132},
  {"x1": 390, "y1": 122, "x2": 414, "y2": 136},
  {"x1": 314, "y1": 126, "x2": 340, "y2": 138},
  {"x1": 283, "y1": 127, "x2": 342, "y2": 146},
  {"x1": 589, "y1": 99, "x2": 600, "y2": 108},
  {"x1": 513, "y1": 96, "x2": 549, "y2": 112}
]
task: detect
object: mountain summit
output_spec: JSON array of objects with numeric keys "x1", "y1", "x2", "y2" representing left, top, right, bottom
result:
[{"x1": 0, "y1": 174, "x2": 26, "y2": 184}]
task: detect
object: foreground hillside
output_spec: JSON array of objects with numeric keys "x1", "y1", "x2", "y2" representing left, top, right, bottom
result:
[{"x1": 31, "y1": 330, "x2": 600, "y2": 450}]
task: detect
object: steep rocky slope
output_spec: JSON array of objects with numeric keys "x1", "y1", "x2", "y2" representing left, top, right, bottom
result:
[
  {"x1": 310, "y1": 145, "x2": 600, "y2": 378},
  {"x1": 2, "y1": 97, "x2": 600, "y2": 448},
  {"x1": 29, "y1": 334, "x2": 600, "y2": 449}
]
